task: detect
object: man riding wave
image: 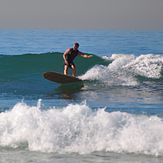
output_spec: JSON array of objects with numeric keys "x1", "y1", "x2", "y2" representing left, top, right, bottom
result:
[{"x1": 63, "y1": 42, "x2": 93, "y2": 77}]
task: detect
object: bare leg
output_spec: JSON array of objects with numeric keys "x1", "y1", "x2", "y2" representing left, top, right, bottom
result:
[
  {"x1": 64, "y1": 65, "x2": 68, "y2": 75},
  {"x1": 71, "y1": 64, "x2": 76, "y2": 77}
]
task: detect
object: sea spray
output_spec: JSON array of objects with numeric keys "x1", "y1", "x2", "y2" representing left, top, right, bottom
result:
[
  {"x1": 80, "y1": 54, "x2": 163, "y2": 86},
  {"x1": 0, "y1": 101, "x2": 163, "y2": 155}
]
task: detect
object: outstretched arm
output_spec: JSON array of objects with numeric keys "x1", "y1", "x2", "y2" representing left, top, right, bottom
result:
[{"x1": 78, "y1": 51, "x2": 93, "y2": 58}]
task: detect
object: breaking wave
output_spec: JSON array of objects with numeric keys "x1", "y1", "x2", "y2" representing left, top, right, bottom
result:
[
  {"x1": 80, "y1": 54, "x2": 163, "y2": 86},
  {"x1": 0, "y1": 101, "x2": 163, "y2": 156}
]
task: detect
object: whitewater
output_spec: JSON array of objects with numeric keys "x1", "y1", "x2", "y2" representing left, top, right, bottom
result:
[
  {"x1": 80, "y1": 54, "x2": 163, "y2": 86},
  {"x1": 1, "y1": 100, "x2": 163, "y2": 157}
]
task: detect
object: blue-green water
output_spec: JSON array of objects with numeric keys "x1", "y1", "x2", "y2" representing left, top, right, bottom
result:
[{"x1": 0, "y1": 30, "x2": 163, "y2": 163}]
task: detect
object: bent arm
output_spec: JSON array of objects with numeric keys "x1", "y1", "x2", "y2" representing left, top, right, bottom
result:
[{"x1": 63, "y1": 48, "x2": 71, "y2": 64}]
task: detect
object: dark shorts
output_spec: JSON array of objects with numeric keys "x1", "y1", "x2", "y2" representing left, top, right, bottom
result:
[{"x1": 64, "y1": 62, "x2": 75, "y2": 68}]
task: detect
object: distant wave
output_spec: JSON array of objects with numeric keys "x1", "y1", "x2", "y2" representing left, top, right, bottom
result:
[{"x1": 0, "y1": 101, "x2": 163, "y2": 156}]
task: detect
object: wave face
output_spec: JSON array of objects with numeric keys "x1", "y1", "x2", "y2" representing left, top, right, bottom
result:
[
  {"x1": 0, "y1": 53, "x2": 108, "y2": 81},
  {"x1": 0, "y1": 53, "x2": 108, "y2": 97},
  {"x1": 0, "y1": 101, "x2": 163, "y2": 156},
  {"x1": 80, "y1": 54, "x2": 163, "y2": 86}
]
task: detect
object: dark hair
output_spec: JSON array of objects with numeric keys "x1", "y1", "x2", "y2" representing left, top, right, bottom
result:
[{"x1": 74, "y1": 42, "x2": 79, "y2": 47}]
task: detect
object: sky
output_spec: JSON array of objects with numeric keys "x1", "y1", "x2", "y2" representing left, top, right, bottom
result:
[{"x1": 0, "y1": 0, "x2": 163, "y2": 29}]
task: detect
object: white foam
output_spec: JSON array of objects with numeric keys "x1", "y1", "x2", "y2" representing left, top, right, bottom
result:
[
  {"x1": 0, "y1": 101, "x2": 163, "y2": 156},
  {"x1": 80, "y1": 54, "x2": 137, "y2": 86},
  {"x1": 80, "y1": 54, "x2": 163, "y2": 86},
  {"x1": 125, "y1": 54, "x2": 163, "y2": 78}
]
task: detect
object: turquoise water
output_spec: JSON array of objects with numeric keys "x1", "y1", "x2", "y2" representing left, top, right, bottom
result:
[{"x1": 0, "y1": 30, "x2": 163, "y2": 163}]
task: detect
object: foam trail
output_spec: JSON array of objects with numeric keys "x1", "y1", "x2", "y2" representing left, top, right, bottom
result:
[
  {"x1": 0, "y1": 101, "x2": 163, "y2": 156},
  {"x1": 79, "y1": 54, "x2": 163, "y2": 86}
]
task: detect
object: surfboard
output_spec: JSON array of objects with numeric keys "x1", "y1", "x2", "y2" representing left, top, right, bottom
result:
[{"x1": 43, "y1": 71, "x2": 83, "y2": 84}]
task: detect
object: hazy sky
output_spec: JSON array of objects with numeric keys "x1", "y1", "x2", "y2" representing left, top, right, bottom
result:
[{"x1": 0, "y1": 0, "x2": 163, "y2": 29}]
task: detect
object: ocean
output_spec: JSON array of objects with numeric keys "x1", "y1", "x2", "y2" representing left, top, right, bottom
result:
[{"x1": 0, "y1": 29, "x2": 163, "y2": 163}]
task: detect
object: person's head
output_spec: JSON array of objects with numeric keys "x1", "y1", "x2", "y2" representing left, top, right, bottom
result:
[{"x1": 73, "y1": 42, "x2": 79, "y2": 50}]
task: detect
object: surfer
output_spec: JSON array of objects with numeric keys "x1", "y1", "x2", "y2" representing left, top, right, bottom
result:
[{"x1": 63, "y1": 42, "x2": 93, "y2": 77}]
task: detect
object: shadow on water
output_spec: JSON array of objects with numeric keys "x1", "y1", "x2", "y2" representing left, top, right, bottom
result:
[{"x1": 53, "y1": 82, "x2": 84, "y2": 99}]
